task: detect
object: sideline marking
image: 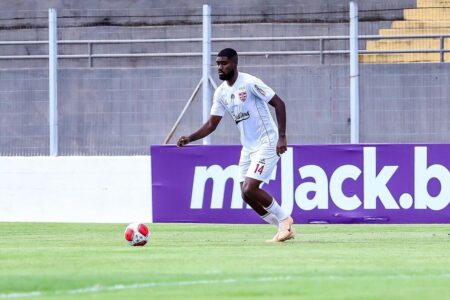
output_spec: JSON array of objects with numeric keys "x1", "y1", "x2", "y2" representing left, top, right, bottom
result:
[
  {"x1": 0, "y1": 276, "x2": 292, "y2": 299},
  {"x1": 3, "y1": 273, "x2": 450, "y2": 298}
]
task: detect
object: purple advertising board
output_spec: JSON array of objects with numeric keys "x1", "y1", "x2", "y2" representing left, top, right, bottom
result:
[{"x1": 151, "y1": 144, "x2": 450, "y2": 224}]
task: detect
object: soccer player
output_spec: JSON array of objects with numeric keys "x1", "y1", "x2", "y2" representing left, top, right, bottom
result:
[{"x1": 177, "y1": 48, "x2": 295, "y2": 242}]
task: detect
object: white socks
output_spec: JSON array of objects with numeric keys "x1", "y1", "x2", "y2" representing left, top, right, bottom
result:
[
  {"x1": 265, "y1": 199, "x2": 289, "y2": 222},
  {"x1": 261, "y1": 212, "x2": 279, "y2": 226}
]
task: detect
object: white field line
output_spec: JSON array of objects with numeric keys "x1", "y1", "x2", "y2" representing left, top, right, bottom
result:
[
  {"x1": 0, "y1": 276, "x2": 293, "y2": 299},
  {"x1": 3, "y1": 273, "x2": 450, "y2": 299}
]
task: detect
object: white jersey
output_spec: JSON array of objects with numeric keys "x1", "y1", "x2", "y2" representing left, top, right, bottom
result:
[{"x1": 210, "y1": 72, "x2": 278, "y2": 151}]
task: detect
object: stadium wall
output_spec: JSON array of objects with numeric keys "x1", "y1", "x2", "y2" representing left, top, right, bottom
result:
[
  {"x1": 1, "y1": 64, "x2": 449, "y2": 155},
  {"x1": 0, "y1": 156, "x2": 152, "y2": 223}
]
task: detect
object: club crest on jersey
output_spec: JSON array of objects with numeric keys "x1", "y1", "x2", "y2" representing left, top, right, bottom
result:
[
  {"x1": 238, "y1": 87, "x2": 247, "y2": 101},
  {"x1": 254, "y1": 84, "x2": 266, "y2": 96}
]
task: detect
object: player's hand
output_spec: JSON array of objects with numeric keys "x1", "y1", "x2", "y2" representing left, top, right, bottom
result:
[
  {"x1": 276, "y1": 135, "x2": 287, "y2": 156},
  {"x1": 177, "y1": 136, "x2": 190, "y2": 147}
]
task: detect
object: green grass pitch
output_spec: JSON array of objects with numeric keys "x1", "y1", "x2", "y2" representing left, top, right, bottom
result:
[{"x1": 0, "y1": 223, "x2": 450, "y2": 300}]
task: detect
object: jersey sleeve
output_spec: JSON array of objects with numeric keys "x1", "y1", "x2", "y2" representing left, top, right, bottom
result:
[
  {"x1": 248, "y1": 77, "x2": 275, "y2": 103},
  {"x1": 210, "y1": 89, "x2": 226, "y2": 116}
]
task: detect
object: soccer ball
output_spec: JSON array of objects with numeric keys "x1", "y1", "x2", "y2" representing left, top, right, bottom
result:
[{"x1": 124, "y1": 223, "x2": 150, "y2": 246}]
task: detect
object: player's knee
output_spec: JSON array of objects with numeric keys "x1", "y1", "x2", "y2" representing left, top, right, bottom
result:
[
  {"x1": 241, "y1": 189, "x2": 246, "y2": 198},
  {"x1": 242, "y1": 184, "x2": 256, "y2": 199}
]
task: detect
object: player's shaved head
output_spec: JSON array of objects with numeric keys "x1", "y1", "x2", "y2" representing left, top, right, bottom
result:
[{"x1": 217, "y1": 48, "x2": 238, "y2": 62}]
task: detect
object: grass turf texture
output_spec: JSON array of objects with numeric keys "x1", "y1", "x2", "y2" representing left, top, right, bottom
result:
[{"x1": 0, "y1": 223, "x2": 450, "y2": 300}]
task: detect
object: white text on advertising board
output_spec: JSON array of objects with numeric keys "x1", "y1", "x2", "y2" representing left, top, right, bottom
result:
[{"x1": 190, "y1": 147, "x2": 450, "y2": 214}]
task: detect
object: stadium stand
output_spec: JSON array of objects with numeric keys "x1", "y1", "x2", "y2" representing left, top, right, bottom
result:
[
  {"x1": 0, "y1": 0, "x2": 449, "y2": 155},
  {"x1": 0, "y1": 0, "x2": 408, "y2": 69},
  {"x1": 361, "y1": 0, "x2": 450, "y2": 63}
]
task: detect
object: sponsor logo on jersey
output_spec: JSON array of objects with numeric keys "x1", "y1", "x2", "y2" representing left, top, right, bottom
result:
[
  {"x1": 235, "y1": 111, "x2": 250, "y2": 124},
  {"x1": 254, "y1": 84, "x2": 266, "y2": 96}
]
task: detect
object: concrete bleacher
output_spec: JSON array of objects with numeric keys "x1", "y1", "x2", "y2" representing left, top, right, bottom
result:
[
  {"x1": 0, "y1": 20, "x2": 395, "y2": 69},
  {"x1": 361, "y1": 0, "x2": 450, "y2": 63},
  {"x1": 1, "y1": 0, "x2": 449, "y2": 156},
  {"x1": 0, "y1": 0, "x2": 411, "y2": 69},
  {"x1": 0, "y1": 23, "x2": 363, "y2": 69}
]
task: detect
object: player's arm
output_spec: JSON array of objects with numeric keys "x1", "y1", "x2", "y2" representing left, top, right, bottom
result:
[
  {"x1": 268, "y1": 95, "x2": 287, "y2": 155},
  {"x1": 177, "y1": 115, "x2": 222, "y2": 147}
]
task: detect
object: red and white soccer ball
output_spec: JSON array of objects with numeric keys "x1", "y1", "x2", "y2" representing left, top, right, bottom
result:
[{"x1": 124, "y1": 223, "x2": 150, "y2": 246}]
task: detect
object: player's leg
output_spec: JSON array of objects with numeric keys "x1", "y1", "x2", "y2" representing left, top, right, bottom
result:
[
  {"x1": 242, "y1": 177, "x2": 295, "y2": 242},
  {"x1": 240, "y1": 182, "x2": 278, "y2": 226},
  {"x1": 242, "y1": 149, "x2": 295, "y2": 242},
  {"x1": 239, "y1": 149, "x2": 278, "y2": 226},
  {"x1": 241, "y1": 177, "x2": 273, "y2": 208}
]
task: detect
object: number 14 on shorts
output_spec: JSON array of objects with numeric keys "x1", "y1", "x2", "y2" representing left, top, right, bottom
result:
[{"x1": 254, "y1": 163, "x2": 265, "y2": 174}]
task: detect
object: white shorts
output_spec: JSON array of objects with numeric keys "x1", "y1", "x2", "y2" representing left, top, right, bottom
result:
[{"x1": 238, "y1": 146, "x2": 279, "y2": 184}]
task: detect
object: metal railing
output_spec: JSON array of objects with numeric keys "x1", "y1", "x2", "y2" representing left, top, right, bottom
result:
[{"x1": 0, "y1": 34, "x2": 449, "y2": 67}]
